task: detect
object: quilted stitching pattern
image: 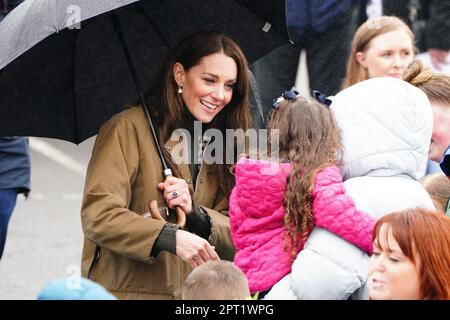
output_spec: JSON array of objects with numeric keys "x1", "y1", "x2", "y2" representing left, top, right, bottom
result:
[
  {"x1": 312, "y1": 166, "x2": 376, "y2": 254},
  {"x1": 230, "y1": 158, "x2": 375, "y2": 293}
]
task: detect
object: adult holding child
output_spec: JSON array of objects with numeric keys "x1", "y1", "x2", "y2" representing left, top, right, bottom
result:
[
  {"x1": 229, "y1": 90, "x2": 377, "y2": 297},
  {"x1": 264, "y1": 77, "x2": 435, "y2": 300},
  {"x1": 80, "y1": 32, "x2": 252, "y2": 299}
]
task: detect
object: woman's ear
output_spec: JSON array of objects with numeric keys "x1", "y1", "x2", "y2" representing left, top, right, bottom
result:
[
  {"x1": 173, "y1": 62, "x2": 185, "y2": 87},
  {"x1": 355, "y1": 52, "x2": 367, "y2": 68}
]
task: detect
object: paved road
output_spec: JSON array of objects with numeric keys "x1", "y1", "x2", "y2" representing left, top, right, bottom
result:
[{"x1": 0, "y1": 137, "x2": 95, "y2": 300}]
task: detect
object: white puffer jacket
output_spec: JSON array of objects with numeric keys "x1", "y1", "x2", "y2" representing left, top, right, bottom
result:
[{"x1": 265, "y1": 78, "x2": 435, "y2": 300}]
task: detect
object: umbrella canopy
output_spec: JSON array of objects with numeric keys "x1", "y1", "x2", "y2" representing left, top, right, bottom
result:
[{"x1": 0, "y1": 0, "x2": 288, "y2": 143}]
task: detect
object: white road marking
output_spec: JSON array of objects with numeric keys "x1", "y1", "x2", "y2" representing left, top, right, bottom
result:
[
  {"x1": 18, "y1": 193, "x2": 83, "y2": 201},
  {"x1": 29, "y1": 137, "x2": 87, "y2": 176}
]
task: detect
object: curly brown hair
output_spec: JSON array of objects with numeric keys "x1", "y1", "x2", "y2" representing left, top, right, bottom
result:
[{"x1": 266, "y1": 96, "x2": 342, "y2": 256}]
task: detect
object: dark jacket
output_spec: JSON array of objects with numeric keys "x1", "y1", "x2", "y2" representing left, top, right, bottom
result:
[
  {"x1": 286, "y1": 0, "x2": 359, "y2": 42},
  {"x1": 424, "y1": 0, "x2": 450, "y2": 50},
  {"x1": 383, "y1": 0, "x2": 450, "y2": 51},
  {"x1": 0, "y1": 137, "x2": 31, "y2": 194}
]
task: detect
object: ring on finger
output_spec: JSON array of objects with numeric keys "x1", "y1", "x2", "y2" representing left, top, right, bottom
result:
[{"x1": 172, "y1": 191, "x2": 178, "y2": 199}]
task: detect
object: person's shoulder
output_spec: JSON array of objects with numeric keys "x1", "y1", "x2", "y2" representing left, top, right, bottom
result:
[
  {"x1": 95, "y1": 106, "x2": 148, "y2": 144},
  {"x1": 102, "y1": 106, "x2": 146, "y2": 130},
  {"x1": 110, "y1": 105, "x2": 145, "y2": 123}
]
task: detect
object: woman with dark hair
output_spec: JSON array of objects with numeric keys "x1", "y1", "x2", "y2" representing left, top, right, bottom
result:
[
  {"x1": 369, "y1": 208, "x2": 450, "y2": 300},
  {"x1": 80, "y1": 31, "x2": 252, "y2": 299}
]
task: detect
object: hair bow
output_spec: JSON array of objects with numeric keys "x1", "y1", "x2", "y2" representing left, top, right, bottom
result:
[
  {"x1": 312, "y1": 90, "x2": 332, "y2": 107},
  {"x1": 272, "y1": 87, "x2": 300, "y2": 109}
]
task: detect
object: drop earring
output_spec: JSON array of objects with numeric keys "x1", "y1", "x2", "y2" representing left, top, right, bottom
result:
[{"x1": 178, "y1": 86, "x2": 183, "y2": 94}]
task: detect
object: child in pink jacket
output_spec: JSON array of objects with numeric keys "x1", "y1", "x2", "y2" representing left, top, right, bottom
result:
[{"x1": 229, "y1": 88, "x2": 376, "y2": 295}]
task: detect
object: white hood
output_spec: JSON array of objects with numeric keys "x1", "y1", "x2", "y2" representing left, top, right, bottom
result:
[
  {"x1": 264, "y1": 78, "x2": 434, "y2": 301},
  {"x1": 330, "y1": 77, "x2": 432, "y2": 181}
]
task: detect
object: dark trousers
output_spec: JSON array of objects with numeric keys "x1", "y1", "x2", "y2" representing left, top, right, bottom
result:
[
  {"x1": 250, "y1": 8, "x2": 359, "y2": 123},
  {"x1": 0, "y1": 189, "x2": 18, "y2": 259}
]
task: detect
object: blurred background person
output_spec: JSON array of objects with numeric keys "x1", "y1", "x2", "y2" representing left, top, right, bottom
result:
[
  {"x1": 0, "y1": 137, "x2": 30, "y2": 260},
  {"x1": 0, "y1": 0, "x2": 30, "y2": 261},
  {"x1": 342, "y1": 16, "x2": 415, "y2": 89},
  {"x1": 382, "y1": 0, "x2": 450, "y2": 72},
  {"x1": 0, "y1": 0, "x2": 23, "y2": 22},
  {"x1": 251, "y1": 0, "x2": 364, "y2": 122}
]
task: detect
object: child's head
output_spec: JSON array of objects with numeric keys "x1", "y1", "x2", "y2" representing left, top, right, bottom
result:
[
  {"x1": 182, "y1": 261, "x2": 250, "y2": 300},
  {"x1": 369, "y1": 208, "x2": 450, "y2": 300},
  {"x1": 403, "y1": 60, "x2": 450, "y2": 162},
  {"x1": 267, "y1": 89, "x2": 342, "y2": 256},
  {"x1": 267, "y1": 90, "x2": 341, "y2": 164},
  {"x1": 343, "y1": 16, "x2": 414, "y2": 89},
  {"x1": 421, "y1": 173, "x2": 450, "y2": 213}
]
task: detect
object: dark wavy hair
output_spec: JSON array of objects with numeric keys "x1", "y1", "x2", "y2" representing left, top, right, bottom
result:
[
  {"x1": 146, "y1": 31, "x2": 252, "y2": 195},
  {"x1": 266, "y1": 96, "x2": 342, "y2": 256}
]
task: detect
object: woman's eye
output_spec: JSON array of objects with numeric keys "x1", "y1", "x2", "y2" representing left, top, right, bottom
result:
[
  {"x1": 372, "y1": 251, "x2": 380, "y2": 256},
  {"x1": 204, "y1": 78, "x2": 214, "y2": 83},
  {"x1": 389, "y1": 257, "x2": 399, "y2": 263},
  {"x1": 226, "y1": 83, "x2": 235, "y2": 89}
]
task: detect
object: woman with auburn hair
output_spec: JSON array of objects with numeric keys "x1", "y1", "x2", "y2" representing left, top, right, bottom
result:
[
  {"x1": 403, "y1": 59, "x2": 450, "y2": 165},
  {"x1": 342, "y1": 16, "x2": 415, "y2": 89},
  {"x1": 369, "y1": 208, "x2": 450, "y2": 300}
]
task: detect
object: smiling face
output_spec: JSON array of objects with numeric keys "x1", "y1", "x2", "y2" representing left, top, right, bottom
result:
[
  {"x1": 356, "y1": 29, "x2": 414, "y2": 80},
  {"x1": 173, "y1": 52, "x2": 237, "y2": 124},
  {"x1": 368, "y1": 223, "x2": 421, "y2": 300},
  {"x1": 429, "y1": 102, "x2": 450, "y2": 162}
]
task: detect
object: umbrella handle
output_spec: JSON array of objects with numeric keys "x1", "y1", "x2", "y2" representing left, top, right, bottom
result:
[{"x1": 148, "y1": 200, "x2": 186, "y2": 229}]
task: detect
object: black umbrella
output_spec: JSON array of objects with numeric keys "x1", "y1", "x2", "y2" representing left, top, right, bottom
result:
[
  {"x1": 0, "y1": 0, "x2": 288, "y2": 143},
  {"x1": 0, "y1": 0, "x2": 289, "y2": 225}
]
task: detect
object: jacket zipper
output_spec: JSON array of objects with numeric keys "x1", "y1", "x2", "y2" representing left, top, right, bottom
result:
[
  {"x1": 87, "y1": 246, "x2": 100, "y2": 280},
  {"x1": 194, "y1": 136, "x2": 211, "y2": 198}
]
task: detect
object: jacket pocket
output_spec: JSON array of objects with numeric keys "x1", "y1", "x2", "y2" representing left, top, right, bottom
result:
[{"x1": 87, "y1": 246, "x2": 100, "y2": 280}]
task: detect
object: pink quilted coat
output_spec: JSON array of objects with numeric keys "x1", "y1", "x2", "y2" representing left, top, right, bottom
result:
[{"x1": 229, "y1": 157, "x2": 376, "y2": 293}]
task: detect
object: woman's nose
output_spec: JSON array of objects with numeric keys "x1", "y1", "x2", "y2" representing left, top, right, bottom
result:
[
  {"x1": 370, "y1": 255, "x2": 386, "y2": 273},
  {"x1": 392, "y1": 55, "x2": 403, "y2": 68},
  {"x1": 211, "y1": 85, "x2": 225, "y2": 101}
]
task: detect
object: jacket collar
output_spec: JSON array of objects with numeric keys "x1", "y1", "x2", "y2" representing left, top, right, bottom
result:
[{"x1": 163, "y1": 133, "x2": 192, "y2": 185}]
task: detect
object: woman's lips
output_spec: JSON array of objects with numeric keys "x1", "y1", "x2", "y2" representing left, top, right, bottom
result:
[
  {"x1": 370, "y1": 277, "x2": 386, "y2": 289},
  {"x1": 200, "y1": 99, "x2": 219, "y2": 110}
]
